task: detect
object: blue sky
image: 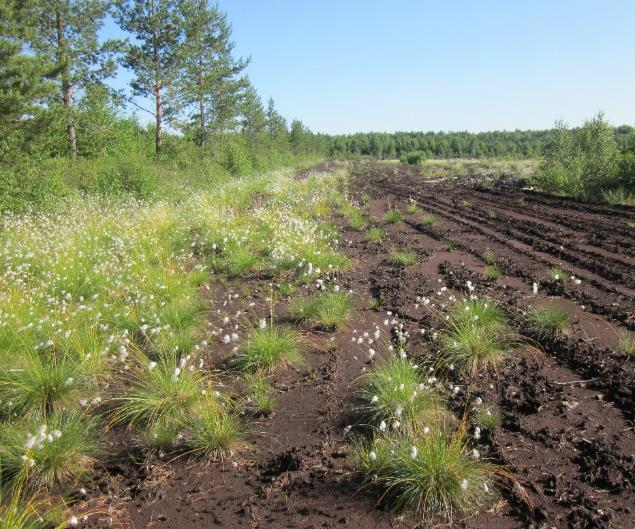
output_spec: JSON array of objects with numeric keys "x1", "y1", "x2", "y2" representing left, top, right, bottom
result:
[{"x1": 104, "y1": 0, "x2": 635, "y2": 134}]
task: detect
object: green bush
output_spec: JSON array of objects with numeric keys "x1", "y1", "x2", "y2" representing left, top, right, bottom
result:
[
  {"x1": 535, "y1": 113, "x2": 627, "y2": 199},
  {"x1": 400, "y1": 151, "x2": 427, "y2": 166},
  {"x1": 64, "y1": 156, "x2": 158, "y2": 198},
  {"x1": 222, "y1": 140, "x2": 253, "y2": 176},
  {"x1": 0, "y1": 162, "x2": 69, "y2": 212}
]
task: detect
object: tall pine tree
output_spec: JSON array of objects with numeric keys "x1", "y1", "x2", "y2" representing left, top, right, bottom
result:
[
  {"x1": 27, "y1": 0, "x2": 116, "y2": 158},
  {"x1": 116, "y1": 0, "x2": 184, "y2": 158},
  {"x1": 177, "y1": 0, "x2": 249, "y2": 147}
]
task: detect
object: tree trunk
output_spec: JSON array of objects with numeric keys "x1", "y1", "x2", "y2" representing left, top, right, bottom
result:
[
  {"x1": 155, "y1": 80, "x2": 162, "y2": 160},
  {"x1": 55, "y1": 2, "x2": 76, "y2": 159},
  {"x1": 199, "y1": 95, "x2": 206, "y2": 148}
]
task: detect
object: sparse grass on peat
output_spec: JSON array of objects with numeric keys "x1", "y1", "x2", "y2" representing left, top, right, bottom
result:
[
  {"x1": 548, "y1": 267, "x2": 567, "y2": 281},
  {"x1": 617, "y1": 330, "x2": 635, "y2": 357},
  {"x1": 289, "y1": 291, "x2": 353, "y2": 330},
  {"x1": 526, "y1": 305, "x2": 570, "y2": 339},
  {"x1": 406, "y1": 203, "x2": 420, "y2": 214},
  {"x1": 420, "y1": 213, "x2": 438, "y2": 226},
  {"x1": 473, "y1": 406, "x2": 502, "y2": 431},
  {"x1": 384, "y1": 210, "x2": 402, "y2": 224},
  {"x1": 243, "y1": 372, "x2": 277, "y2": 414},
  {"x1": 389, "y1": 250, "x2": 417, "y2": 266},
  {"x1": 366, "y1": 226, "x2": 385, "y2": 241}
]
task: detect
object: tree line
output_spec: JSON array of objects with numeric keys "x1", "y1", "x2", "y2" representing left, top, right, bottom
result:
[{"x1": 0, "y1": 0, "x2": 327, "y2": 163}]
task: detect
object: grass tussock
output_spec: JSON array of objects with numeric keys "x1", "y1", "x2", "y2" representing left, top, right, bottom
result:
[
  {"x1": 351, "y1": 425, "x2": 500, "y2": 519},
  {"x1": 438, "y1": 299, "x2": 513, "y2": 375},
  {"x1": 420, "y1": 213, "x2": 438, "y2": 226},
  {"x1": 389, "y1": 250, "x2": 417, "y2": 266},
  {"x1": 366, "y1": 227, "x2": 385, "y2": 241},
  {"x1": 357, "y1": 357, "x2": 445, "y2": 428},
  {"x1": 527, "y1": 305, "x2": 570, "y2": 339},
  {"x1": 384, "y1": 210, "x2": 402, "y2": 224},
  {"x1": 289, "y1": 291, "x2": 353, "y2": 330},
  {"x1": 237, "y1": 325, "x2": 303, "y2": 373}
]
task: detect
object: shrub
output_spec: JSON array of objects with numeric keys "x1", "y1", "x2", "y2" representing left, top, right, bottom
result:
[
  {"x1": 535, "y1": 113, "x2": 624, "y2": 199},
  {"x1": 400, "y1": 151, "x2": 426, "y2": 166},
  {"x1": 0, "y1": 162, "x2": 69, "y2": 212}
]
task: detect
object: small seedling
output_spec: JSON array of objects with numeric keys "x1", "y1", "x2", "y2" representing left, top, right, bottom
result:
[
  {"x1": 486, "y1": 210, "x2": 498, "y2": 220},
  {"x1": 406, "y1": 203, "x2": 420, "y2": 214},
  {"x1": 462, "y1": 199, "x2": 474, "y2": 208}
]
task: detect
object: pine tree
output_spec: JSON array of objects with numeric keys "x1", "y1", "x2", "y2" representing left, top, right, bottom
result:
[
  {"x1": 26, "y1": 0, "x2": 116, "y2": 158},
  {"x1": 241, "y1": 85, "x2": 265, "y2": 147},
  {"x1": 265, "y1": 97, "x2": 288, "y2": 150},
  {"x1": 0, "y1": 2, "x2": 55, "y2": 158},
  {"x1": 116, "y1": 0, "x2": 184, "y2": 158},
  {"x1": 177, "y1": 0, "x2": 249, "y2": 147}
]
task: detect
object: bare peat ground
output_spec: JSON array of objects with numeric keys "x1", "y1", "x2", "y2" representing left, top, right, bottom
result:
[{"x1": 85, "y1": 162, "x2": 634, "y2": 529}]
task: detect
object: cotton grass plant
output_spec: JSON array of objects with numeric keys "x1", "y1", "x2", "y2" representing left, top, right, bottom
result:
[
  {"x1": 289, "y1": 291, "x2": 353, "y2": 330},
  {"x1": 351, "y1": 424, "x2": 502, "y2": 520}
]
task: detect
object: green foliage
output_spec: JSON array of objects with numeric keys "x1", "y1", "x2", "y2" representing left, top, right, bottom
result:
[
  {"x1": 536, "y1": 113, "x2": 627, "y2": 199},
  {"x1": 0, "y1": 162, "x2": 69, "y2": 212},
  {"x1": 237, "y1": 325, "x2": 303, "y2": 372},
  {"x1": 384, "y1": 210, "x2": 402, "y2": 224},
  {"x1": 527, "y1": 306, "x2": 569, "y2": 339},
  {"x1": 439, "y1": 299, "x2": 512, "y2": 375},
  {"x1": 389, "y1": 250, "x2": 417, "y2": 266},
  {"x1": 366, "y1": 227, "x2": 385, "y2": 241},
  {"x1": 61, "y1": 155, "x2": 158, "y2": 198},
  {"x1": 289, "y1": 291, "x2": 353, "y2": 330},
  {"x1": 357, "y1": 357, "x2": 445, "y2": 428},
  {"x1": 351, "y1": 427, "x2": 498, "y2": 519}
]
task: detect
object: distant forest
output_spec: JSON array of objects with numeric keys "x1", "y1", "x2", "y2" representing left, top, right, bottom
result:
[{"x1": 328, "y1": 126, "x2": 635, "y2": 160}]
